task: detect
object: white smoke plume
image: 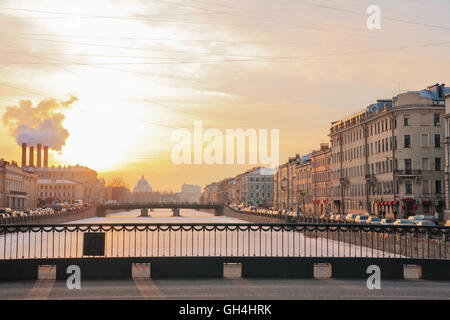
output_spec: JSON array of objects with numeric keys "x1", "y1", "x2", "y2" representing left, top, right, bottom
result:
[{"x1": 2, "y1": 95, "x2": 77, "y2": 151}]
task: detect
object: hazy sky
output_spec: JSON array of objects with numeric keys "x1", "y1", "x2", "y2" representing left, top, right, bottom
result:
[{"x1": 0, "y1": 0, "x2": 449, "y2": 191}]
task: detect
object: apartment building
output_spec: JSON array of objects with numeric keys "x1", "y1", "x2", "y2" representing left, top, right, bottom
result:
[
  {"x1": 295, "y1": 154, "x2": 312, "y2": 214},
  {"x1": 238, "y1": 167, "x2": 274, "y2": 207},
  {"x1": 274, "y1": 156, "x2": 298, "y2": 210},
  {"x1": 215, "y1": 177, "x2": 236, "y2": 204},
  {"x1": 311, "y1": 144, "x2": 331, "y2": 216},
  {"x1": 0, "y1": 159, "x2": 37, "y2": 210},
  {"x1": 444, "y1": 93, "x2": 450, "y2": 222},
  {"x1": 330, "y1": 84, "x2": 448, "y2": 218},
  {"x1": 37, "y1": 179, "x2": 84, "y2": 206},
  {"x1": 201, "y1": 183, "x2": 218, "y2": 203},
  {"x1": 32, "y1": 164, "x2": 105, "y2": 204}
]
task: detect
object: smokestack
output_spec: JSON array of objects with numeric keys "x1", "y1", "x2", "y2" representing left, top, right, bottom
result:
[
  {"x1": 29, "y1": 146, "x2": 34, "y2": 167},
  {"x1": 21, "y1": 143, "x2": 27, "y2": 167},
  {"x1": 44, "y1": 146, "x2": 48, "y2": 168},
  {"x1": 36, "y1": 144, "x2": 42, "y2": 168}
]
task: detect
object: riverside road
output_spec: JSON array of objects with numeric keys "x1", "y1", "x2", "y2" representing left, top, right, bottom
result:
[{"x1": 1, "y1": 277, "x2": 449, "y2": 300}]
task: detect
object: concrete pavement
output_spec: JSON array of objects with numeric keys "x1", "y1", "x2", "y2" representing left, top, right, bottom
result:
[{"x1": 0, "y1": 278, "x2": 448, "y2": 300}]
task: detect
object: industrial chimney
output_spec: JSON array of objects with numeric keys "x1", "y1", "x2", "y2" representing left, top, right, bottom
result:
[
  {"x1": 21, "y1": 143, "x2": 27, "y2": 167},
  {"x1": 37, "y1": 143, "x2": 42, "y2": 168},
  {"x1": 29, "y1": 146, "x2": 34, "y2": 167},
  {"x1": 44, "y1": 146, "x2": 48, "y2": 168}
]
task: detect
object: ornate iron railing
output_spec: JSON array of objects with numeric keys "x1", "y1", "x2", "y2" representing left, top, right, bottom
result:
[{"x1": 0, "y1": 223, "x2": 448, "y2": 260}]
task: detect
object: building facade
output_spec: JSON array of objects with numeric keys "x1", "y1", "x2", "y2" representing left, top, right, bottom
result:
[
  {"x1": 32, "y1": 165, "x2": 105, "y2": 204},
  {"x1": 274, "y1": 157, "x2": 298, "y2": 210},
  {"x1": 201, "y1": 183, "x2": 218, "y2": 203},
  {"x1": 177, "y1": 183, "x2": 202, "y2": 202},
  {"x1": 330, "y1": 84, "x2": 448, "y2": 218},
  {"x1": 37, "y1": 179, "x2": 84, "y2": 206},
  {"x1": 444, "y1": 93, "x2": 450, "y2": 222},
  {"x1": 295, "y1": 154, "x2": 312, "y2": 214},
  {"x1": 274, "y1": 144, "x2": 330, "y2": 216},
  {"x1": 311, "y1": 144, "x2": 331, "y2": 216},
  {"x1": 238, "y1": 167, "x2": 274, "y2": 207},
  {"x1": 0, "y1": 159, "x2": 37, "y2": 210}
]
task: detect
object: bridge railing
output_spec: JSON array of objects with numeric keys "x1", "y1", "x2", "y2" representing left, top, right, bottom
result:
[{"x1": 0, "y1": 223, "x2": 448, "y2": 260}]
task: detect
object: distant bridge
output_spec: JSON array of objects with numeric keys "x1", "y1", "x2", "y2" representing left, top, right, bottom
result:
[{"x1": 96, "y1": 202, "x2": 224, "y2": 217}]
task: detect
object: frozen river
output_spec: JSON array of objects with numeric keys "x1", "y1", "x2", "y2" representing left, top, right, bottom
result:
[{"x1": 0, "y1": 209, "x2": 398, "y2": 259}]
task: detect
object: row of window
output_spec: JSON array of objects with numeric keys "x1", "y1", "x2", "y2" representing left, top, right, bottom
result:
[
  {"x1": 332, "y1": 134, "x2": 442, "y2": 168},
  {"x1": 249, "y1": 177, "x2": 273, "y2": 182},
  {"x1": 331, "y1": 157, "x2": 442, "y2": 180},
  {"x1": 249, "y1": 184, "x2": 273, "y2": 190},
  {"x1": 40, "y1": 192, "x2": 76, "y2": 198},
  {"x1": 40, "y1": 185, "x2": 76, "y2": 190},
  {"x1": 404, "y1": 133, "x2": 441, "y2": 148},
  {"x1": 5, "y1": 180, "x2": 23, "y2": 193},
  {"x1": 329, "y1": 179, "x2": 443, "y2": 197},
  {"x1": 331, "y1": 113, "x2": 441, "y2": 148}
]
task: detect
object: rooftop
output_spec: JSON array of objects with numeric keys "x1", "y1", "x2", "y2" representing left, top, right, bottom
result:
[{"x1": 330, "y1": 83, "x2": 448, "y2": 135}]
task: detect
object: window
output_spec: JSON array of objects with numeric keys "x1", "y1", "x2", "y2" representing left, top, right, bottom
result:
[
  {"x1": 434, "y1": 134, "x2": 441, "y2": 148},
  {"x1": 421, "y1": 133, "x2": 429, "y2": 146},
  {"x1": 423, "y1": 180, "x2": 429, "y2": 194},
  {"x1": 404, "y1": 114, "x2": 410, "y2": 126},
  {"x1": 405, "y1": 159, "x2": 412, "y2": 174},
  {"x1": 405, "y1": 181, "x2": 413, "y2": 195},
  {"x1": 435, "y1": 158, "x2": 441, "y2": 171},
  {"x1": 435, "y1": 180, "x2": 442, "y2": 194},
  {"x1": 434, "y1": 114, "x2": 440, "y2": 126},
  {"x1": 404, "y1": 135, "x2": 411, "y2": 148}
]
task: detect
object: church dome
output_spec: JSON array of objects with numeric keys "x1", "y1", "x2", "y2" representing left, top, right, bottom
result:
[{"x1": 134, "y1": 175, "x2": 152, "y2": 193}]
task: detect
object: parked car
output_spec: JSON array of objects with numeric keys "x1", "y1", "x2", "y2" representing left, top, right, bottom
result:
[
  {"x1": 366, "y1": 216, "x2": 381, "y2": 224},
  {"x1": 345, "y1": 214, "x2": 359, "y2": 223},
  {"x1": 393, "y1": 219, "x2": 415, "y2": 226},
  {"x1": 380, "y1": 218, "x2": 395, "y2": 225},
  {"x1": 416, "y1": 221, "x2": 436, "y2": 226},
  {"x1": 408, "y1": 215, "x2": 424, "y2": 223},
  {"x1": 355, "y1": 215, "x2": 369, "y2": 224}
]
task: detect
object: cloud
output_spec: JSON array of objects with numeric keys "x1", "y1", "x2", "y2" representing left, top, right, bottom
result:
[{"x1": 2, "y1": 95, "x2": 77, "y2": 150}]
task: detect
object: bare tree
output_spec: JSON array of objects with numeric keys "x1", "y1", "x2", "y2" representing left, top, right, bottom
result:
[{"x1": 107, "y1": 177, "x2": 129, "y2": 189}]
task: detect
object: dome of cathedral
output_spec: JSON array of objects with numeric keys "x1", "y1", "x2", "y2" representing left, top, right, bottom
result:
[{"x1": 133, "y1": 175, "x2": 152, "y2": 193}]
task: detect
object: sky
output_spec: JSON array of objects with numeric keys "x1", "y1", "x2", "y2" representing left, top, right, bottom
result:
[{"x1": 0, "y1": 0, "x2": 449, "y2": 192}]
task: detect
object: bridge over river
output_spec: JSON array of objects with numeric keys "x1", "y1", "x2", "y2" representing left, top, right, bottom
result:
[
  {"x1": 0, "y1": 208, "x2": 449, "y2": 280},
  {"x1": 97, "y1": 202, "x2": 223, "y2": 217}
]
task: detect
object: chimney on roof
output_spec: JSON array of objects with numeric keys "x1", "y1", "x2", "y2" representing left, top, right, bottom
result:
[
  {"x1": 44, "y1": 146, "x2": 48, "y2": 168},
  {"x1": 21, "y1": 143, "x2": 27, "y2": 167},
  {"x1": 36, "y1": 143, "x2": 42, "y2": 168},
  {"x1": 29, "y1": 146, "x2": 34, "y2": 167}
]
